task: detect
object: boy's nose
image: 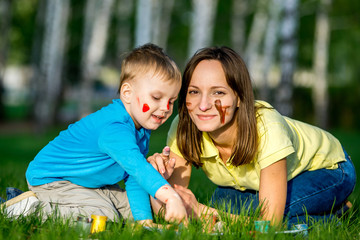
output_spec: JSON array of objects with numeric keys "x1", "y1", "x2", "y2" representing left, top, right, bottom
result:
[{"x1": 161, "y1": 100, "x2": 170, "y2": 111}]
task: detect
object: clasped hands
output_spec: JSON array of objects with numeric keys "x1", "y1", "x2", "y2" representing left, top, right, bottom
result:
[{"x1": 147, "y1": 146, "x2": 201, "y2": 219}]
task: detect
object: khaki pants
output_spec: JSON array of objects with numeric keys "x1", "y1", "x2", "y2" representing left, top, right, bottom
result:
[{"x1": 28, "y1": 181, "x2": 133, "y2": 222}]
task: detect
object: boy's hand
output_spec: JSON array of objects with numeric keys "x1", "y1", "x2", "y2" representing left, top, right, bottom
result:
[
  {"x1": 174, "y1": 184, "x2": 200, "y2": 218},
  {"x1": 147, "y1": 146, "x2": 176, "y2": 179},
  {"x1": 164, "y1": 193, "x2": 188, "y2": 224}
]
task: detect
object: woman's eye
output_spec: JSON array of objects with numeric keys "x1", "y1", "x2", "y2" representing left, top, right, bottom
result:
[
  {"x1": 214, "y1": 91, "x2": 225, "y2": 95},
  {"x1": 152, "y1": 96, "x2": 161, "y2": 101},
  {"x1": 188, "y1": 90, "x2": 198, "y2": 95}
]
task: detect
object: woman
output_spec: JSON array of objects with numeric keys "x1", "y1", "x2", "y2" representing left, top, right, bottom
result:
[{"x1": 149, "y1": 46, "x2": 356, "y2": 227}]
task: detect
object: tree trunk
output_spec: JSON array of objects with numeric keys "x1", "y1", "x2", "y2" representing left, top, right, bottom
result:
[
  {"x1": 0, "y1": 0, "x2": 12, "y2": 121},
  {"x1": 244, "y1": 0, "x2": 268, "y2": 72},
  {"x1": 34, "y1": 0, "x2": 69, "y2": 132},
  {"x1": 79, "y1": 0, "x2": 114, "y2": 118},
  {"x1": 135, "y1": 0, "x2": 153, "y2": 47},
  {"x1": 275, "y1": 0, "x2": 299, "y2": 117},
  {"x1": 231, "y1": 0, "x2": 248, "y2": 54},
  {"x1": 188, "y1": 0, "x2": 218, "y2": 58},
  {"x1": 313, "y1": 0, "x2": 331, "y2": 129},
  {"x1": 29, "y1": 0, "x2": 46, "y2": 121},
  {"x1": 152, "y1": 0, "x2": 175, "y2": 49},
  {"x1": 260, "y1": 0, "x2": 283, "y2": 101},
  {"x1": 116, "y1": 0, "x2": 134, "y2": 60}
]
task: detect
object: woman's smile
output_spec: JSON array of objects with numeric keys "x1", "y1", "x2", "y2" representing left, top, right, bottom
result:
[{"x1": 196, "y1": 114, "x2": 217, "y2": 121}]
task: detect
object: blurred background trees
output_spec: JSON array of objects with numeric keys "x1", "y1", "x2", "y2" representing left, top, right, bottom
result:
[{"x1": 0, "y1": 0, "x2": 359, "y2": 133}]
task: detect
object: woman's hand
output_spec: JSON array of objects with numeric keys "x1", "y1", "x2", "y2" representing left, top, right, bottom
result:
[
  {"x1": 147, "y1": 146, "x2": 176, "y2": 179},
  {"x1": 173, "y1": 184, "x2": 201, "y2": 218}
]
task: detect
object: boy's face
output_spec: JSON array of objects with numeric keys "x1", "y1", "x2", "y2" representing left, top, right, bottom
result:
[{"x1": 123, "y1": 73, "x2": 181, "y2": 130}]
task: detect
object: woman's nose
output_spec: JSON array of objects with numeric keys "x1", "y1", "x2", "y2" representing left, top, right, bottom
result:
[{"x1": 199, "y1": 96, "x2": 212, "y2": 111}]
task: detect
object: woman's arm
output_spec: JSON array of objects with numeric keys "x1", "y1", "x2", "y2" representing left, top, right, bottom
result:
[
  {"x1": 259, "y1": 158, "x2": 287, "y2": 226},
  {"x1": 167, "y1": 151, "x2": 192, "y2": 188}
]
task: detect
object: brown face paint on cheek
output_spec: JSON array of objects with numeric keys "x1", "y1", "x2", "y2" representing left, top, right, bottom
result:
[
  {"x1": 142, "y1": 103, "x2": 150, "y2": 112},
  {"x1": 186, "y1": 102, "x2": 193, "y2": 112},
  {"x1": 215, "y1": 99, "x2": 227, "y2": 124}
]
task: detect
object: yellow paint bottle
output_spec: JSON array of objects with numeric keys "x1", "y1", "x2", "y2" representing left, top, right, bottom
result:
[{"x1": 90, "y1": 215, "x2": 107, "y2": 234}]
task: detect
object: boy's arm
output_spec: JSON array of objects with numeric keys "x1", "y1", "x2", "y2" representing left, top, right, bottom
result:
[
  {"x1": 99, "y1": 123, "x2": 187, "y2": 223},
  {"x1": 125, "y1": 175, "x2": 154, "y2": 221}
]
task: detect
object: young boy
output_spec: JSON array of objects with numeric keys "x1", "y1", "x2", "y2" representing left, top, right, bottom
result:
[{"x1": 6, "y1": 44, "x2": 186, "y2": 225}]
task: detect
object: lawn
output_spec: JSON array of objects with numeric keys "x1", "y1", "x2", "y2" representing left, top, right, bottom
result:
[{"x1": 0, "y1": 121, "x2": 359, "y2": 239}]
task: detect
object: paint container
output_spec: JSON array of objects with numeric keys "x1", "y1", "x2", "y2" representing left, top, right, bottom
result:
[
  {"x1": 76, "y1": 216, "x2": 92, "y2": 236},
  {"x1": 254, "y1": 220, "x2": 270, "y2": 233},
  {"x1": 90, "y1": 215, "x2": 107, "y2": 234}
]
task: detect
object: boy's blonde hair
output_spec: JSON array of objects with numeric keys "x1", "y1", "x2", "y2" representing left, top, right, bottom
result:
[{"x1": 118, "y1": 43, "x2": 181, "y2": 92}]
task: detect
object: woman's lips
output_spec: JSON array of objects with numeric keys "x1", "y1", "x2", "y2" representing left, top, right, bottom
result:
[{"x1": 196, "y1": 114, "x2": 217, "y2": 121}]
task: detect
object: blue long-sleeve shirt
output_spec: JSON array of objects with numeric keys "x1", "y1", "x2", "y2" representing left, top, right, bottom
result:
[{"x1": 26, "y1": 99, "x2": 168, "y2": 220}]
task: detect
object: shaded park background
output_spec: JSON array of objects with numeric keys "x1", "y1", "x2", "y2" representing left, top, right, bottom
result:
[
  {"x1": 1, "y1": 2, "x2": 360, "y2": 238},
  {"x1": 0, "y1": 0, "x2": 359, "y2": 138}
]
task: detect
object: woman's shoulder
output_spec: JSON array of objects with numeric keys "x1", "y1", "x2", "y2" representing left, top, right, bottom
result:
[
  {"x1": 255, "y1": 101, "x2": 282, "y2": 121},
  {"x1": 255, "y1": 100, "x2": 292, "y2": 133}
]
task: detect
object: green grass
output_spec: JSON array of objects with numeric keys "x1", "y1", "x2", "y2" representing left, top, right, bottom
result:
[{"x1": 0, "y1": 124, "x2": 359, "y2": 239}]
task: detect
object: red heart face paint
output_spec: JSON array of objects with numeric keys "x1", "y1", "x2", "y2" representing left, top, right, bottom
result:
[
  {"x1": 142, "y1": 103, "x2": 150, "y2": 112},
  {"x1": 215, "y1": 99, "x2": 227, "y2": 124},
  {"x1": 167, "y1": 100, "x2": 170, "y2": 111}
]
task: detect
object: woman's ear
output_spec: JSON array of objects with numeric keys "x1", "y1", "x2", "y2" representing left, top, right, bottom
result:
[
  {"x1": 120, "y1": 82, "x2": 132, "y2": 104},
  {"x1": 237, "y1": 97, "x2": 240, "y2": 107}
]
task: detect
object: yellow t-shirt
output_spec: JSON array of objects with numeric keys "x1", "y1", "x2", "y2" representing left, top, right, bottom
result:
[{"x1": 167, "y1": 101, "x2": 346, "y2": 191}]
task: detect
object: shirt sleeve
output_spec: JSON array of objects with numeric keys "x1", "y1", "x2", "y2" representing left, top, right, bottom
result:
[
  {"x1": 98, "y1": 122, "x2": 169, "y2": 218},
  {"x1": 256, "y1": 110, "x2": 295, "y2": 169},
  {"x1": 125, "y1": 175, "x2": 152, "y2": 220}
]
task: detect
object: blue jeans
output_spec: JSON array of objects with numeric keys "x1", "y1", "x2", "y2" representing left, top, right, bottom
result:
[{"x1": 210, "y1": 150, "x2": 356, "y2": 226}]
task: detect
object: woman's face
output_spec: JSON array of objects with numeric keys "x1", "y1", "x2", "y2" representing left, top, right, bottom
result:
[{"x1": 186, "y1": 60, "x2": 239, "y2": 133}]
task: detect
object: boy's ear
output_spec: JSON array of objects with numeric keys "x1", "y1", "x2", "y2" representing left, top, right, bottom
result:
[{"x1": 120, "y1": 82, "x2": 133, "y2": 104}]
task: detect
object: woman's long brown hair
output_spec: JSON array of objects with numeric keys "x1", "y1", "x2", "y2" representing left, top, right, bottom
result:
[{"x1": 177, "y1": 46, "x2": 258, "y2": 168}]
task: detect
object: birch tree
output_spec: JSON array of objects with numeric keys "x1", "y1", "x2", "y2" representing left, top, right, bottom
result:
[
  {"x1": 135, "y1": 0, "x2": 174, "y2": 49},
  {"x1": 244, "y1": 0, "x2": 268, "y2": 73},
  {"x1": 231, "y1": 0, "x2": 248, "y2": 54},
  {"x1": 79, "y1": 0, "x2": 114, "y2": 118},
  {"x1": 313, "y1": 0, "x2": 331, "y2": 129},
  {"x1": 34, "y1": 0, "x2": 69, "y2": 131},
  {"x1": 152, "y1": 0, "x2": 175, "y2": 49},
  {"x1": 117, "y1": 0, "x2": 134, "y2": 58},
  {"x1": 135, "y1": 0, "x2": 152, "y2": 46},
  {"x1": 0, "y1": 0, "x2": 12, "y2": 121},
  {"x1": 30, "y1": 0, "x2": 46, "y2": 120},
  {"x1": 275, "y1": 0, "x2": 299, "y2": 117},
  {"x1": 188, "y1": 0, "x2": 218, "y2": 58},
  {"x1": 260, "y1": 0, "x2": 283, "y2": 101}
]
